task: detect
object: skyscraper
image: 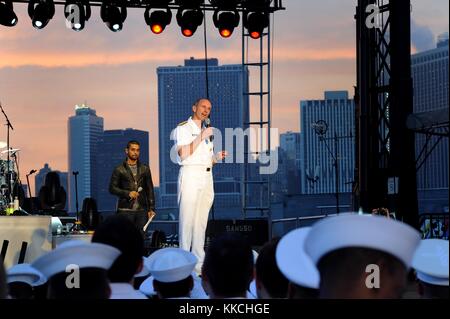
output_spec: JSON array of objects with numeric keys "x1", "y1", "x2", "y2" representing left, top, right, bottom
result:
[
  {"x1": 97, "y1": 129, "x2": 149, "y2": 212},
  {"x1": 300, "y1": 91, "x2": 355, "y2": 195},
  {"x1": 157, "y1": 57, "x2": 248, "y2": 214},
  {"x1": 412, "y1": 34, "x2": 449, "y2": 212},
  {"x1": 68, "y1": 104, "x2": 104, "y2": 213},
  {"x1": 279, "y1": 131, "x2": 301, "y2": 194}
]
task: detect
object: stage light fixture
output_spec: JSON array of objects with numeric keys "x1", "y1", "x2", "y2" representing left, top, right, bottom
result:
[
  {"x1": 64, "y1": 1, "x2": 91, "y2": 32},
  {"x1": 0, "y1": 2, "x2": 17, "y2": 27},
  {"x1": 213, "y1": 10, "x2": 239, "y2": 38},
  {"x1": 176, "y1": 8, "x2": 203, "y2": 37},
  {"x1": 144, "y1": 7, "x2": 172, "y2": 34},
  {"x1": 100, "y1": 3, "x2": 127, "y2": 32},
  {"x1": 243, "y1": 11, "x2": 269, "y2": 39},
  {"x1": 27, "y1": 0, "x2": 55, "y2": 29}
]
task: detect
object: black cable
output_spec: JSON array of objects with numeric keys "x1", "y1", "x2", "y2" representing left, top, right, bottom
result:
[{"x1": 202, "y1": 3, "x2": 209, "y2": 99}]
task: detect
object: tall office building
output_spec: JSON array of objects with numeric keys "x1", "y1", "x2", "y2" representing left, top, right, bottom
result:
[
  {"x1": 279, "y1": 131, "x2": 301, "y2": 194},
  {"x1": 300, "y1": 91, "x2": 355, "y2": 195},
  {"x1": 34, "y1": 163, "x2": 51, "y2": 197},
  {"x1": 412, "y1": 33, "x2": 449, "y2": 212},
  {"x1": 157, "y1": 57, "x2": 248, "y2": 213},
  {"x1": 68, "y1": 104, "x2": 104, "y2": 213},
  {"x1": 97, "y1": 129, "x2": 149, "y2": 212}
]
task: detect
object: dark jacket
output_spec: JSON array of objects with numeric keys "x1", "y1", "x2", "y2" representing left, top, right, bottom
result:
[{"x1": 109, "y1": 160, "x2": 156, "y2": 212}]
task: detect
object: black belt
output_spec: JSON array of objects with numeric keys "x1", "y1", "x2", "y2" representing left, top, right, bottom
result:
[{"x1": 206, "y1": 167, "x2": 211, "y2": 172}]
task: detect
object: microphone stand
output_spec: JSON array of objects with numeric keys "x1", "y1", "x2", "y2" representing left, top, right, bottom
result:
[
  {"x1": 71, "y1": 171, "x2": 83, "y2": 232},
  {"x1": 0, "y1": 102, "x2": 14, "y2": 204},
  {"x1": 26, "y1": 170, "x2": 36, "y2": 198}
]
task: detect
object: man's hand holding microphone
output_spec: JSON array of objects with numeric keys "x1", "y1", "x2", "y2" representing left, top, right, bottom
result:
[{"x1": 129, "y1": 187, "x2": 143, "y2": 201}]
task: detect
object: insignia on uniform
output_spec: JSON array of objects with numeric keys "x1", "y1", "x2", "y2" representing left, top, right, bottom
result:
[{"x1": 178, "y1": 121, "x2": 188, "y2": 126}]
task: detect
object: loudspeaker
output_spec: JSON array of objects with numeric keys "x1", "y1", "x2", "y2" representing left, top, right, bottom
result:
[
  {"x1": 21, "y1": 197, "x2": 41, "y2": 214},
  {"x1": 206, "y1": 219, "x2": 269, "y2": 247}
]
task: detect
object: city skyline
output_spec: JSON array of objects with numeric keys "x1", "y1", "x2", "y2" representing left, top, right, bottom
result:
[
  {"x1": 0, "y1": 0, "x2": 448, "y2": 191},
  {"x1": 157, "y1": 58, "x2": 247, "y2": 211}
]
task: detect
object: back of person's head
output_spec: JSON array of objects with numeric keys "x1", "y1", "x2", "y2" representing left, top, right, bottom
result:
[
  {"x1": 412, "y1": 239, "x2": 449, "y2": 299},
  {"x1": 287, "y1": 282, "x2": 319, "y2": 299},
  {"x1": 317, "y1": 247, "x2": 407, "y2": 299},
  {"x1": 202, "y1": 233, "x2": 253, "y2": 298},
  {"x1": 92, "y1": 214, "x2": 144, "y2": 283},
  {"x1": 47, "y1": 268, "x2": 110, "y2": 299},
  {"x1": 418, "y1": 281, "x2": 450, "y2": 299},
  {"x1": 0, "y1": 259, "x2": 7, "y2": 299},
  {"x1": 7, "y1": 282, "x2": 34, "y2": 299},
  {"x1": 153, "y1": 276, "x2": 194, "y2": 299},
  {"x1": 255, "y1": 238, "x2": 289, "y2": 298}
]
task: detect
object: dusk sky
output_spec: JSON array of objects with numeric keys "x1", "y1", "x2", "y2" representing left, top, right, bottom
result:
[{"x1": 0, "y1": 0, "x2": 448, "y2": 191}]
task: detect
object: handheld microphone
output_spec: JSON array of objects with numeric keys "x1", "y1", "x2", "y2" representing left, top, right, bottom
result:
[
  {"x1": 130, "y1": 187, "x2": 143, "y2": 201},
  {"x1": 204, "y1": 117, "x2": 214, "y2": 142},
  {"x1": 28, "y1": 169, "x2": 37, "y2": 175}
]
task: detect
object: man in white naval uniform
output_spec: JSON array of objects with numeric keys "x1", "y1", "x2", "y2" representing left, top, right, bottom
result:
[{"x1": 172, "y1": 98, "x2": 227, "y2": 274}]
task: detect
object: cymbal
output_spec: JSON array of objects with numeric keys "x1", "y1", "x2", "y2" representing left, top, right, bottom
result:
[
  {"x1": 0, "y1": 141, "x2": 6, "y2": 149},
  {"x1": 0, "y1": 148, "x2": 20, "y2": 154}
]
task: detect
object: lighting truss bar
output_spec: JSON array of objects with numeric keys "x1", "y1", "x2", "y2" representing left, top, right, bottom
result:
[{"x1": 9, "y1": 1, "x2": 285, "y2": 13}]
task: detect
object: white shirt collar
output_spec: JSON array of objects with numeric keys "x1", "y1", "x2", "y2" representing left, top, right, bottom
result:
[{"x1": 188, "y1": 116, "x2": 201, "y2": 132}]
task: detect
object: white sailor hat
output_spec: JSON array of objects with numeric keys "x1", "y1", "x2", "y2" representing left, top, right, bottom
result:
[
  {"x1": 252, "y1": 250, "x2": 259, "y2": 263},
  {"x1": 276, "y1": 227, "x2": 320, "y2": 289},
  {"x1": 139, "y1": 271, "x2": 208, "y2": 299},
  {"x1": 134, "y1": 256, "x2": 151, "y2": 278},
  {"x1": 146, "y1": 247, "x2": 197, "y2": 283},
  {"x1": 7, "y1": 263, "x2": 47, "y2": 287},
  {"x1": 304, "y1": 214, "x2": 421, "y2": 268},
  {"x1": 31, "y1": 240, "x2": 121, "y2": 279},
  {"x1": 248, "y1": 280, "x2": 258, "y2": 299},
  {"x1": 412, "y1": 239, "x2": 449, "y2": 286}
]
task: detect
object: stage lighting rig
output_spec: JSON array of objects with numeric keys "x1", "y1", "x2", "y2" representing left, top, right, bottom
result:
[
  {"x1": 64, "y1": 1, "x2": 91, "y2": 31},
  {"x1": 243, "y1": 10, "x2": 269, "y2": 39},
  {"x1": 213, "y1": 10, "x2": 239, "y2": 38},
  {"x1": 0, "y1": 1, "x2": 17, "y2": 27},
  {"x1": 144, "y1": 5, "x2": 172, "y2": 34},
  {"x1": 27, "y1": 0, "x2": 55, "y2": 29},
  {"x1": 176, "y1": 8, "x2": 203, "y2": 37},
  {"x1": 100, "y1": 1, "x2": 127, "y2": 32}
]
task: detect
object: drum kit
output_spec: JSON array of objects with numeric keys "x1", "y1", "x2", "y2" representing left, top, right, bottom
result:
[{"x1": 0, "y1": 140, "x2": 22, "y2": 212}]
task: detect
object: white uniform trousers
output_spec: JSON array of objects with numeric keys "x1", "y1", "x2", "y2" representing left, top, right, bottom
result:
[{"x1": 177, "y1": 165, "x2": 214, "y2": 274}]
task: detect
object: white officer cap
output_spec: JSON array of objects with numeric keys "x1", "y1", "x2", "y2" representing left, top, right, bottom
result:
[
  {"x1": 304, "y1": 214, "x2": 421, "y2": 268},
  {"x1": 7, "y1": 263, "x2": 47, "y2": 287},
  {"x1": 412, "y1": 239, "x2": 449, "y2": 286},
  {"x1": 276, "y1": 227, "x2": 320, "y2": 289},
  {"x1": 146, "y1": 247, "x2": 197, "y2": 283},
  {"x1": 139, "y1": 272, "x2": 207, "y2": 299},
  {"x1": 31, "y1": 240, "x2": 121, "y2": 279}
]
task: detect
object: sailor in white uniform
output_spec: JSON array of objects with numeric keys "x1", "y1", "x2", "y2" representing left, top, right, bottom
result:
[{"x1": 172, "y1": 98, "x2": 227, "y2": 274}]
